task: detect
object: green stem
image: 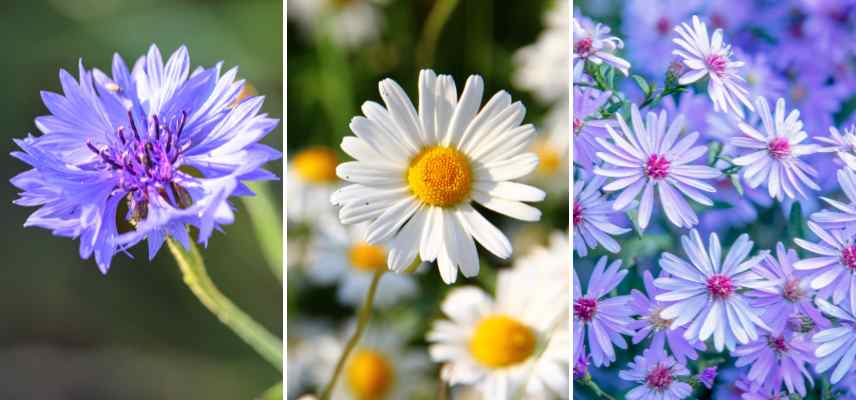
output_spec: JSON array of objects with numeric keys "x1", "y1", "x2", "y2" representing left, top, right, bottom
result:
[
  {"x1": 416, "y1": 0, "x2": 461, "y2": 67},
  {"x1": 319, "y1": 270, "x2": 384, "y2": 400},
  {"x1": 166, "y1": 238, "x2": 283, "y2": 371},
  {"x1": 257, "y1": 382, "x2": 283, "y2": 400},
  {"x1": 242, "y1": 181, "x2": 283, "y2": 281},
  {"x1": 577, "y1": 374, "x2": 617, "y2": 400}
]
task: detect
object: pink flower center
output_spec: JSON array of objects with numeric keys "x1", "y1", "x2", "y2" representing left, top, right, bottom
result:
[
  {"x1": 573, "y1": 202, "x2": 583, "y2": 226},
  {"x1": 573, "y1": 118, "x2": 584, "y2": 135},
  {"x1": 645, "y1": 364, "x2": 673, "y2": 391},
  {"x1": 575, "y1": 38, "x2": 593, "y2": 57},
  {"x1": 706, "y1": 54, "x2": 728, "y2": 77},
  {"x1": 656, "y1": 17, "x2": 670, "y2": 35},
  {"x1": 645, "y1": 154, "x2": 671, "y2": 179},
  {"x1": 782, "y1": 278, "x2": 804, "y2": 302},
  {"x1": 768, "y1": 137, "x2": 791, "y2": 159},
  {"x1": 573, "y1": 297, "x2": 598, "y2": 322},
  {"x1": 711, "y1": 13, "x2": 726, "y2": 29},
  {"x1": 842, "y1": 245, "x2": 856, "y2": 271},
  {"x1": 706, "y1": 275, "x2": 734, "y2": 299},
  {"x1": 767, "y1": 335, "x2": 788, "y2": 353}
]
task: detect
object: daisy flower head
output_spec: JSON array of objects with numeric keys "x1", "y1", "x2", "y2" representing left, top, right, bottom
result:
[
  {"x1": 812, "y1": 298, "x2": 856, "y2": 384},
  {"x1": 732, "y1": 330, "x2": 816, "y2": 396},
  {"x1": 573, "y1": 256, "x2": 635, "y2": 367},
  {"x1": 573, "y1": 86, "x2": 613, "y2": 170},
  {"x1": 594, "y1": 104, "x2": 722, "y2": 230},
  {"x1": 513, "y1": 0, "x2": 569, "y2": 104},
  {"x1": 628, "y1": 270, "x2": 706, "y2": 364},
  {"x1": 11, "y1": 45, "x2": 280, "y2": 273},
  {"x1": 817, "y1": 125, "x2": 856, "y2": 171},
  {"x1": 428, "y1": 267, "x2": 569, "y2": 399},
  {"x1": 654, "y1": 230, "x2": 773, "y2": 352},
  {"x1": 730, "y1": 97, "x2": 820, "y2": 201},
  {"x1": 573, "y1": 15, "x2": 631, "y2": 76},
  {"x1": 573, "y1": 174, "x2": 631, "y2": 257},
  {"x1": 312, "y1": 324, "x2": 431, "y2": 399},
  {"x1": 618, "y1": 347, "x2": 693, "y2": 400},
  {"x1": 331, "y1": 69, "x2": 546, "y2": 284},
  {"x1": 794, "y1": 221, "x2": 856, "y2": 311},
  {"x1": 305, "y1": 223, "x2": 417, "y2": 308},
  {"x1": 748, "y1": 242, "x2": 830, "y2": 332},
  {"x1": 672, "y1": 15, "x2": 753, "y2": 118},
  {"x1": 527, "y1": 102, "x2": 569, "y2": 193},
  {"x1": 287, "y1": 146, "x2": 340, "y2": 224}
]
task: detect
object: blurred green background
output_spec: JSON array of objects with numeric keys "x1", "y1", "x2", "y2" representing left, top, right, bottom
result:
[
  {"x1": 286, "y1": 0, "x2": 564, "y2": 398},
  {"x1": 0, "y1": 0, "x2": 282, "y2": 398}
]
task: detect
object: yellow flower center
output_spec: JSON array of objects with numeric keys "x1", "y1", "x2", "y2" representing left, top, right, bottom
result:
[
  {"x1": 469, "y1": 314, "x2": 537, "y2": 369},
  {"x1": 348, "y1": 242, "x2": 388, "y2": 272},
  {"x1": 346, "y1": 349, "x2": 395, "y2": 400},
  {"x1": 293, "y1": 147, "x2": 339, "y2": 183},
  {"x1": 532, "y1": 140, "x2": 561, "y2": 175},
  {"x1": 406, "y1": 146, "x2": 472, "y2": 207}
]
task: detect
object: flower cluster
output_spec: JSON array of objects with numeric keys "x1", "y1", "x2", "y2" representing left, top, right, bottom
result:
[{"x1": 575, "y1": 2, "x2": 856, "y2": 397}]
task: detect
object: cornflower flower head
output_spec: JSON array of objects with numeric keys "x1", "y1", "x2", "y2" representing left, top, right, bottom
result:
[
  {"x1": 11, "y1": 45, "x2": 280, "y2": 272},
  {"x1": 573, "y1": 16, "x2": 631, "y2": 76},
  {"x1": 618, "y1": 348, "x2": 693, "y2": 400},
  {"x1": 572, "y1": 174, "x2": 630, "y2": 257}
]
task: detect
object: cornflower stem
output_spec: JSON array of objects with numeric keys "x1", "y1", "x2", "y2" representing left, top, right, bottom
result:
[
  {"x1": 577, "y1": 374, "x2": 617, "y2": 400},
  {"x1": 242, "y1": 181, "x2": 283, "y2": 281},
  {"x1": 166, "y1": 238, "x2": 283, "y2": 371},
  {"x1": 319, "y1": 270, "x2": 384, "y2": 400},
  {"x1": 417, "y1": 0, "x2": 461, "y2": 66}
]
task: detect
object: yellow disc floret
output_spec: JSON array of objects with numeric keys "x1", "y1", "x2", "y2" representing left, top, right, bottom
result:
[
  {"x1": 469, "y1": 314, "x2": 537, "y2": 369},
  {"x1": 293, "y1": 147, "x2": 339, "y2": 183},
  {"x1": 346, "y1": 349, "x2": 395, "y2": 400},
  {"x1": 532, "y1": 140, "x2": 561, "y2": 175},
  {"x1": 406, "y1": 146, "x2": 473, "y2": 207},
  {"x1": 348, "y1": 242, "x2": 388, "y2": 272}
]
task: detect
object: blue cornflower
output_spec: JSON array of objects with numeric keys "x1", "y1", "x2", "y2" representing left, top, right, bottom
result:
[{"x1": 11, "y1": 45, "x2": 280, "y2": 273}]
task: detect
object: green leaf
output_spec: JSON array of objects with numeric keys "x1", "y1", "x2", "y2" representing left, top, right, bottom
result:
[
  {"x1": 730, "y1": 175, "x2": 745, "y2": 196},
  {"x1": 632, "y1": 74, "x2": 651, "y2": 97},
  {"x1": 707, "y1": 141, "x2": 723, "y2": 166},
  {"x1": 257, "y1": 383, "x2": 283, "y2": 400}
]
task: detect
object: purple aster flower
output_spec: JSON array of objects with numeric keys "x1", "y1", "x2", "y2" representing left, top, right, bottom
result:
[
  {"x1": 732, "y1": 48, "x2": 787, "y2": 103},
  {"x1": 672, "y1": 15, "x2": 753, "y2": 118},
  {"x1": 747, "y1": 242, "x2": 830, "y2": 332},
  {"x1": 595, "y1": 104, "x2": 721, "y2": 230},
  {"x1": 817, "y1": 125, "x2": 856, "y2": 171},
  {"x1": 572, "y1": 174, "x2": 630, "y2": 257},
  {"x1": 660, "y1": 92, "x2": 710, "y2": 141},
  {"x1": 786, "y1": 68, "x2": 846, "y2": 138},
  {"x1": 573, "y1": 256, "x2": 635, "y2": 367},
  {"x1": 618, "y1": 348, "x2": 693, "y2": 400},
  {"x1": 794, "y1": 221, "x2": 856, "y2": 311},
  {"x1": 812, "y1": 298, "x2": 856, "y2": 384},
  {"x1": 573, "y1": 86, "x2": 613, "y2": 170},
  {"x1": 801, "y1": 0, "x2": 856, "y2": 63},
  {"x1": 732, "y1": 329, "x2": 816, "y2": 396},
  {"x1": 573, "y1": 16, "x2": 631, "y2": 76},
  {"x1": 628, "y1": 270, "x2": 705, "y2": 363},
  {"x1": 698, "y1": 176, "x2": 773, "y2": 234},
  {"x1": 712, "y1": 368, "x2": 755, "y2": 400},
  {"x1": 730, "y1": 97, "x2": 820, "y2": 201},
  {"x1": 698, "y1": 366, "x2": 718, "y2": 390},
  {"x1": 812, "y1": 168, "x2": 856, "y2": 230},
  {"x1": 622, "y1": 0, "x2": 701, "y2": 78},
  {"x1": 741, "y1": 386, "x2": 789, "y2": 400},
  {"x1": 573, "y1": 353, "x2": 589, "y2": 380},
  {"x1": 654, "y1": 229, "x2": 773, "y2": 352},
  {"x1": 11, "y1": 45, "x2": 280, "y2": 272}
]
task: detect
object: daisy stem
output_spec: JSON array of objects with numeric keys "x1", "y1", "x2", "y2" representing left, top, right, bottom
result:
[
  {"x1": 242, "y1": 181, "x2": 283, "y2": 282},
  {"x1": 319, "y1": 270, "x2": 384, "y2": 400},
  {"x1": 417, "y1": 0, "x2": 461, "y2": 66},
  {"x1": 166, "y1": 238, "x2": 283, "y2": 371}
]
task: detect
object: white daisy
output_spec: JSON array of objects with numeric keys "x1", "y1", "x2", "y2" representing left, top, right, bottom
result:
[
  {"x1": 288, "y1": 146, "x2": 341, "y2": 224},
  {"x1": 573, "y1": 174, "x2": 630, "y2": 257},
  {"x1": 817, "y1": 124, "x2": 856, "y2": 171},
  {"x1": 305, "y1": 223, "x2": 418, "y2": 308},
  {"x1": 527, "y1": 103, "x2": 570, "y2": 194},
  {"x1": 573, "y1": 16, "x2": 631, "y2": 76},
  {"x1": 310, "y1": 324, "x2": 432, "y2": 399},
  {"x1": 331, "y1": 69, "x2": 546, "y2": 284},
  {"x1": 512, "y1": 231, "x2": 571, "y2": 302},
  {"x1": 428, "y1": 265, "x2": 568, "y2": 399},
  {"x1": 730, "y1": 97, "x2": 820, "y2": 201},
  {"x1": 514, "y1": 0, "x2": 570, "y2": 104},
  {"x1": 288, "y1": 0, "x2": 383, "y2": 49},
  {"x1": 654, "y1": 229, "x2": 774, "y2": 352},
  {"x1": 594, "y1": 105, "x2": 721, "y2": 230},
  {"x1": 672, "y1": 15, "x2": 753, "y2": 118}
]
